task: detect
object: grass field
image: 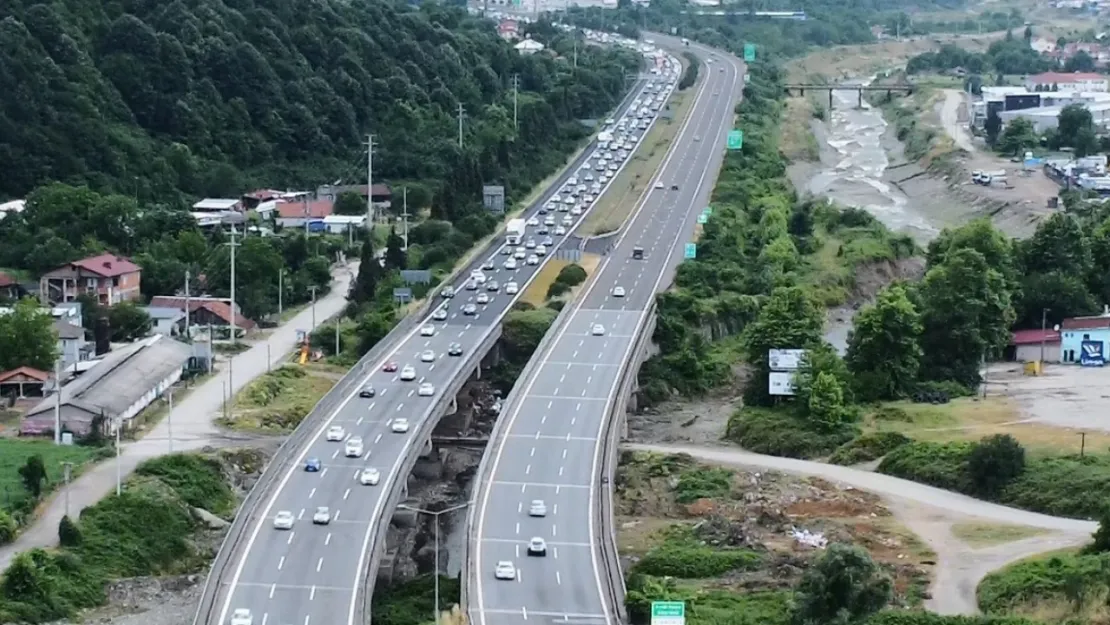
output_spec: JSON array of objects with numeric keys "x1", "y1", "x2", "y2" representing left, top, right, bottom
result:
[
  {"x1": 950, "y1": 521, "x2": 1046, "y2": 548},
  {"x1": 0, "y1": 439, "x2": 108, "y2": 516},
  {"x1": 521, "y1": 258, "x2": 569, "y2": 308},
  {"x1": 582, "y1": 81, "x2": 699, "y2": 236},
  {"x1": 220, "y1": 365, "x2": 338, "y2": 432},
  {"x1": 864, "y1": 397, "x2": 1110, "y2": 457}
]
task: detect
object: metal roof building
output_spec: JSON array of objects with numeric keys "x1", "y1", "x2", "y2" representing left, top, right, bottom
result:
[{"x1": 21, "y1": 335, "x2": 192, "y2": 437}]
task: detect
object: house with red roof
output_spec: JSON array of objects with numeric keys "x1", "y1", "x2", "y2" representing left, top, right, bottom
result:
[
  {"x1": 276, "y1": 198, "x2": 335, "y2": 229},
  {"x1": 0, "y1": 271, "x2": 21, "y2": 299},
  {"x1": 1009, "y1": 328, "x2": 1061, "y2": 363},
  {"x1": 148, "y1": 296, "x2": 257, "y2": 333},
  {"x1": 39, "y1": 254, "x2": 142, "y2": 306}
]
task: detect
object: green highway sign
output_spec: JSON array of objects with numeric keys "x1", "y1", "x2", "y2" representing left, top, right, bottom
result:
[
  {"x1": 684, "y1": 243, "x2": 697, "y2": 259},
  {"x1": 651, "y1": 601, "x2": 687, "y2": 625},
  {"x1": 743, "y1": 43, "x2": 756, "y2": 62},
  {"x1": 727, "y1": 130, "x2": 743, "y2": 150},
  {"x1": 697, "y1": 213, "x2": 708, "y2": 224},
  {"x1": 703, "y1": 206, "x2": 713, "y2": 216}
]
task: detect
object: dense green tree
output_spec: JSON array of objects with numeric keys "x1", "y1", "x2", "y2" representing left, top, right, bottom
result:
[
  {"x1": 740, "y1": 286, "x2": 825, "y2": 406},
  {"x1": 807, "y1": 372, "x2": 850, "y2": 432},
  {"x1": 350, "y1": 241, "x2": 382, "y2": 305},
  {"x1": 967, "y1": 434, "x2": 1026, "y2": 498},
  {"x1": 996, "y1": 117, "x2": 1038, "y2": 156},
  {"x1": 846, "y1": 284, "x2": 923, "y2": 402},
  {"x1": 791, "y1": 544, "x2": 892, "y2": 625},
  {"x1": 107, "y1": 302, "x2": 152, "y2": 342},
  {"x1": 333, "y1": 192, "x2": 366, "y2": 216},
  {"x1": 918, "y1": 248, "x2": 1014, "y2": 387},
  {"x1": 19, "y1": 455, "x2": 47, "y2": 498},
  {"x1": 384, "y1": 227, "x2": 407, "y2": 271},
  {"x1": 1017, "y1": 212, "x2": 1091, "y2": 277},
  {"x1": 0, "y1": 298, "x2": 57, "y2": 371}
]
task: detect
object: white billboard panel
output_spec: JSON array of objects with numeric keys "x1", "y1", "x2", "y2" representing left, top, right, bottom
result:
[
  {"x1": 769, "y1": 371, "x2": 796, "y2": 396},
  {"x1": 768, "y1": 348, "x2": 807, "y2": 371}
]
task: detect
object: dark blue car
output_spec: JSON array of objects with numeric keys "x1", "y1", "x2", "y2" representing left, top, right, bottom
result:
[{"x1": 305, "y1": 458, "x2": 321, "y2": 472}]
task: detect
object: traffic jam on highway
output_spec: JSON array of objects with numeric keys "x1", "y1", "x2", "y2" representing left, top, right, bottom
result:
[{"x1": 217, "y1": 31, "x2": 682, "y2": 625}]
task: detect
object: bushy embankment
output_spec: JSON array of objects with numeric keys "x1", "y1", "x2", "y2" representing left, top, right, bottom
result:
[
  {"x1": 637, "y1": 61, "x2": 914, "y2": 406},
  {"x1": 978, "y1": 550, "x2": 1110, "y2": 622},
  {"x1": 0, "y1": 453, "x2": 236, "y2": 623}
]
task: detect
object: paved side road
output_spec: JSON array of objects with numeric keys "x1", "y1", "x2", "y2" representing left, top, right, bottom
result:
[
  {"x1": 624, "y1": 443, "x2": 1097, "y2": 533},
  {"x1": 0, "y1": 264, "x2": 356, "y2": 571}
]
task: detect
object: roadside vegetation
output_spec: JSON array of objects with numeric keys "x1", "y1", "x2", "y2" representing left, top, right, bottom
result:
[
  {"x1": 371, "y1": 574, "x2": 461, "y2": 625},
  {"x1": 0, "y1": 452, "x2": 242, "y2": 623},
  {"x1": 220, "y1": 364, "x2": 339, "y2": 432}
]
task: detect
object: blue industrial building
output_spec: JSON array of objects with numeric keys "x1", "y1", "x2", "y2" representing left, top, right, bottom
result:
[{"x1": 1061, "y1": 313, "x2": 1110, "y2": 365}]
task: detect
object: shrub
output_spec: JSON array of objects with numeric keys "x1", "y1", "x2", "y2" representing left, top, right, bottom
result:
[
  {"x1": 967, "y1": 434, "x2": 1025, "y2": 498},
  {"x1": 555, "y1": 263, "x2": 587, "y2": 287},
  {"x1": 0, "y1": 510, "x2": 16, "y2": 545},
  {"x1": 57, "y1": 515, "x2": 81, "y2": 547},
  {"x1": 866, "y1": 613, "x2": 1039, "y2": 625},
  {"x1": 877, "y1": 441, "x2": 972, "y2": 493},
  {"x1": 725, "y1": 407, "x2": 856, "y2": 459},
  {"x1": 828, "y1": 432, "x2": 912, "y2": 465},
  {"x1": 371, "y1": 574, "x2": 460, "y2": 625},
  {"x1": 976, "y1": 551, "x2": 1110, "y2": 615},
  {"x1": 1001, "y1": 454, "x2": 1110, "y2": 519},
  {"x1": 634, "y1": 544, "x2": 762, "y2": 578},
  {"x1": 547, "y1": 280, "x2": 571, "y2": 298},
  {"x1": 674, "y1": 467, "x2": 732, "y2": 503},
  {"x1": 136, "y1": 454, "x2": 235, "y2": 515}
]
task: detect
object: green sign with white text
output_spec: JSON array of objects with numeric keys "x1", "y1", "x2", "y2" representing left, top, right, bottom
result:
[
  {"x1": 684, "y1": 243, "x2": 697, "y2": 259},
  {"x1": 651, "y1": 601, "x2": 686, "y2": 625},
  {"x1": 697, "y1": 213, "x2": 708, "y2": 224},
  {"x1": 727, "y1": 130, "x2": 743, "y2": 150},
  {"x1": 743, "y1": 43, "x2": 756, "y2": 62}
]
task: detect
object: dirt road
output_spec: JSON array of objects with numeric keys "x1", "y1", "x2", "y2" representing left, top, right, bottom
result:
[
  {"x1": 624, "y1": 442, "x2": 1094, "y2": 615},
  {"x1": 940, "y1": 89, "x2": 975, "y2": 153}
]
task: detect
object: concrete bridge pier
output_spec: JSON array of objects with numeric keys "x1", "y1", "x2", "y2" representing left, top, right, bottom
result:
[
  {"x1": 481, "y1": 341, "x2": 503, "y2": 369},
  {"x1": 418, "y1": 437, "x2": 433, "y2": 458}
]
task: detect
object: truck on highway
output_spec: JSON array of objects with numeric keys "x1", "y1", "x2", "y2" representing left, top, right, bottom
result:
[{"x1": 507, "y1": 218, "x2": 526, "y2": 246}]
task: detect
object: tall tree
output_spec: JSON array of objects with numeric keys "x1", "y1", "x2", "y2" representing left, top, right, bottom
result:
[
  {"x1": 740, "y1": 286, "x2": 825, "y2": 406},
  {"x1": 792, "y1": 544, "x2": 893, "y2": 625},
  {"x1": 918, "y1": 248, "x2": 1015, "y2": 387},
  {"x1": 846, "y1": 284, "x2": 923, "y2": 401},
  {"x1": 0, "y1": 298, "x2": 58, "y2": 371},
  {"x1": 384, "y1": 227, "x2": 407, "y2": 271},
  {"x1": 350, "y1": 240, "x2": 382, "y2": 305}
]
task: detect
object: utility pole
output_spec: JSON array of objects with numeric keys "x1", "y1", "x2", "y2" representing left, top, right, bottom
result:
[
  {"x1": 457, "y1": 103, "x2": 466, "y2": 148},
  {"x1": 115, "y1": 416, "x2": 122, "y2": 496},
  {"x1": 397, "y1": 502, "x2": 472, "y2": 625},
  {"x1": 311, "y1": 286, "x2": 318, "y2": 329},
  {"x1": 303, "y1": 194, "x2": 310, "y2": 237},
  {"x1": 512, "y1": 74, "x2": 520, "y2": 132},
  {"x1": 573, "y1": 37, "x2": 578, "y2": 70},
  {"x1": 167, "y1": 388, "x2": 174, "y2": 453},
  {"x1": 62, "y1": 462, "x2": 72, "y2": 517},
  {"x1": 53, "y1": 358, "x2": 62, "y2": 445},
  {"x1": 228, "y1": 226, "x2": 239, "y2": 394},
  {"x1": 184, "y1": 269, "x2": 191, "y2": 340},
  {"x1": 1040, "y1": 307, "x2": 1050, "y2": 369},
  {"x1": 366, "y1": 134, "x2": 376, "y2": 230},
  {"x1": 402, "y1": 187, "x2": 410, "y2": 251},
  {"x1": 334, "y1": 321, "x2": 340, "y2": 356}
]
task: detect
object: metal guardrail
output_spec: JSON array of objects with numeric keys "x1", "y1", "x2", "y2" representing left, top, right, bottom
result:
[{"x1": 192, "y1": 295, "x2": 437, "y2": 625}]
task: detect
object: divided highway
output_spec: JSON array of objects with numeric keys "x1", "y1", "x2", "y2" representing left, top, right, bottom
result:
[
  {"x1": 199, "y1": 42, "x2": 675, "y2": 625},
  {"x1": 469, "y1": 38, "x2": 744, "y2": 625}
]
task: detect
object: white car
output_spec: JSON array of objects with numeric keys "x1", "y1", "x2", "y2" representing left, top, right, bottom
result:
[
  {"x1": 345, "y1": 437, "x2": 363, "y2": 458},
  {"x1": 359, "y1": 467, "x2": 380, "y2": 486},
  {"x1": 418, "y1": 383, "x2": 435, "y2": 397},
  {"x1": 326, "y1": 425, "x2": 345, "y2": 442},
  {"x1": 514, "y1": 249, "x2": 527, "y2": 260},
  {"x1": 504, "y1": 259, "x2": 518, "y2": 270},
  {"x1": 421, "y1": 350, "x2": 436, "y2": 362},
  {"x1": 433, "y1": 308, "x2": 448, "y2": 321},
  {"x1": 535, "y1": 245, "x2": 547, "y2": 256},
  {"x1": 392, "y1": 418, "x2": 410, "y2": 433},
  {"x1": 400, "y1": 365, "x2": 416, "y2": 381},
  {"x1": 312, "y1": 506, "x2": 331, "y2": 525},
  {"x1": 230, "y1": 609, "x2": 253, "y2": 625},
  {"x1": 477, "y1": 292, "x2": 490, "y2": 304},
  {"x1": 613, "y1": 286, "x2": 626, "y2": 297},
  {"x1": 525, "y1": 239, "x2": 536, "y2": 249},
  {"x1": 592, "y1": 324, "x2": 606, "y2": 336},
  {"x1": 273, "y1": 511, "x2": 294, "y2": 530},
  {"x1": 470, "y1": 270, "x2": 487, "y2": 284},
  {"x1": 528, "y1": 500, "x2": 547, "y2": 517},
  {"x1": 526, "y1": 217, "x2": 539, "y2": 227},
  {"x1": 571, "y1": 207, "x2": 582, "y2": 216},
  {"x1": 505, "y1": 282, "x2": 519, "y2": 294},
  {"x1": 421, "y1": 324, "x2": 435, "y2": 337},
  {"x1": 554, "y1": 226, "x2": 566, "y2": 236},
  {"x1": 494, "y1": 561, "x2": 517, "y2": 580},
  {"x1": 527, "y1": 537, "x2": 547, "y2": 557},
  {"x1": 526, "y1": 255, "x2": 539, "y2": 266}
]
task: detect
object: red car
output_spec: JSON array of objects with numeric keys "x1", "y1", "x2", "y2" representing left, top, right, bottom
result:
[{"x1": 383, "y1": 362, "x2": 398, "y2": 372}]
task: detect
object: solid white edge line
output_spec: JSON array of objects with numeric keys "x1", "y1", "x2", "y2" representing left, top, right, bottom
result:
[
  {"x1": 219, "y1": 64, "x2": 655, "y2": 625},
  {"x1": 473, "y1": 47, "x2": 722, "y2": 625}
]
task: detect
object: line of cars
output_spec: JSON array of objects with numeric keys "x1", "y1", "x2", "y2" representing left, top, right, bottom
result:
[{"x1": 492, "y1": 499, "x2": 551, "y2": 582}]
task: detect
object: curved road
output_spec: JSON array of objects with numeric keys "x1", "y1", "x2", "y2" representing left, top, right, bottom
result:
[
  {"x1": 470, "y1": 39, "x2": 744, "y2": 625},
  {"x1": 208, "y1": 47, "x2": 675, "y2": 625}
]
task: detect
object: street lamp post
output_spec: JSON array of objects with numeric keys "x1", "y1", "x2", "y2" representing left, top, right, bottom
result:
[{"x1": 397, "y1": 501, "x2": 472, "y2": 625}]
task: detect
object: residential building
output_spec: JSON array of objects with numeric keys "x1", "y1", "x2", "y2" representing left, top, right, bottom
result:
[
  {"x1": 1000, "y1": 101, "x2": 1110, "y2": 132},
  {"x1": 0, "y1": 199, "x2": 25, "y2": 221},
  {"x1": 148, "y1": 296, "x2": 257, "y2": 333},
  {"x1": 276, "y1": 199, "x2": 334, "y2": 230},
  {"x1": 144, "y1": 306, "x2": 188, "y2": 336},
  {"x1": 0, "y1": 271, "x2": 21, "y2": 299},
  {"x1": 315, "y1": 184, "x2": 392, "y2": 209},
  {"x1": 55, "y1": 318, "x2": 91, "y2": 367},
  {"x1": 1060, "y1": 312, "x2": 1110, "y2": 364},
  {"x1": 0, "y1": 367, "x2": 48, "y2": 399},
  {"x1": 192, "y1": 198, "x2": 243, "y2": 212},
  {"x1": 39, "y1": 254, "x2": 142, "y2": 305},
  {"x1": 515, "y1": 38, "x2": 545, "y2": 55},
  {"x1": 21, "y1": 335, "x2": 192, "y2": 436},
  {"x1": 323, "y1": 215, "x2": 367, "y2": 233},
  {"x1": 1009, "y1": 328, "x2": 1061, "y2": 363},
  {"x1": 498, "y1": 19, "x2": 520, "y2": 41},
  {"x1": 1025, "y1": 71, "x2": 1109, "y2": 93}
]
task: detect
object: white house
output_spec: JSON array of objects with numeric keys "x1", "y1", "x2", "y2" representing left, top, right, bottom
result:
[
  {"x1": 193, "y1": 198, "x2": 242, "y2": 212},
  {"x1": 323, "y1": 215, "x2": 367, "y2": 233},
  {"x1": 515, "y1": 38, "x2": 545, "y2": 55},
  {"x1": 1025, "y1": 72, "x2": 1109, "y2": 93}
]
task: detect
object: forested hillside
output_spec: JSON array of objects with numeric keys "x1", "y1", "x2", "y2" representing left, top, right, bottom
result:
[{"x1": 0, "y1": 0, "x2": 638, "y2": 216}]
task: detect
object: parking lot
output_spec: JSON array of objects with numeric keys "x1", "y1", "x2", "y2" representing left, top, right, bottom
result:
[{"x1": 986, "y1": 362, "x2": 1110, "y2": 432}]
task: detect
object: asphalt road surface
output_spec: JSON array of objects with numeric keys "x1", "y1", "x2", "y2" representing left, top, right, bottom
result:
[
  {"x1": 470, "y1": 42, "x2": 744, "y2": 625},
  {"x1": 208, "y1": 62, "x2": 675, "y2": 625}
]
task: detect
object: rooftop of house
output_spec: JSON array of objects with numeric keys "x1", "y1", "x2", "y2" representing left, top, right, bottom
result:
[
  {"x1": 1011, "y1": 328, "x2": 1061, "y2": 345},
  {"x1": 276, "y1": 199, "x2": 334, "y2": 220},
  {"x1": 193, "y1": 198, "x2": 242, "y2": 211},
  {"x1": 0, "y1": 271, "x2": 15, "y2": 288},
  {"x1": 1028, "y1": 71, "x2": 1107, "y2": 83},
  {"x1": 45, "y1": 254, "x2": 141, "y2": 279},
  {"x1": 53, "y1": 319, "x2": 85, "y2": 340},
  {"x1": 0, "y1": 366, "x2": 49, "y2": 384},
  {"x1": 147, "y1": 296, "x2": 257, "y2": 329}
]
